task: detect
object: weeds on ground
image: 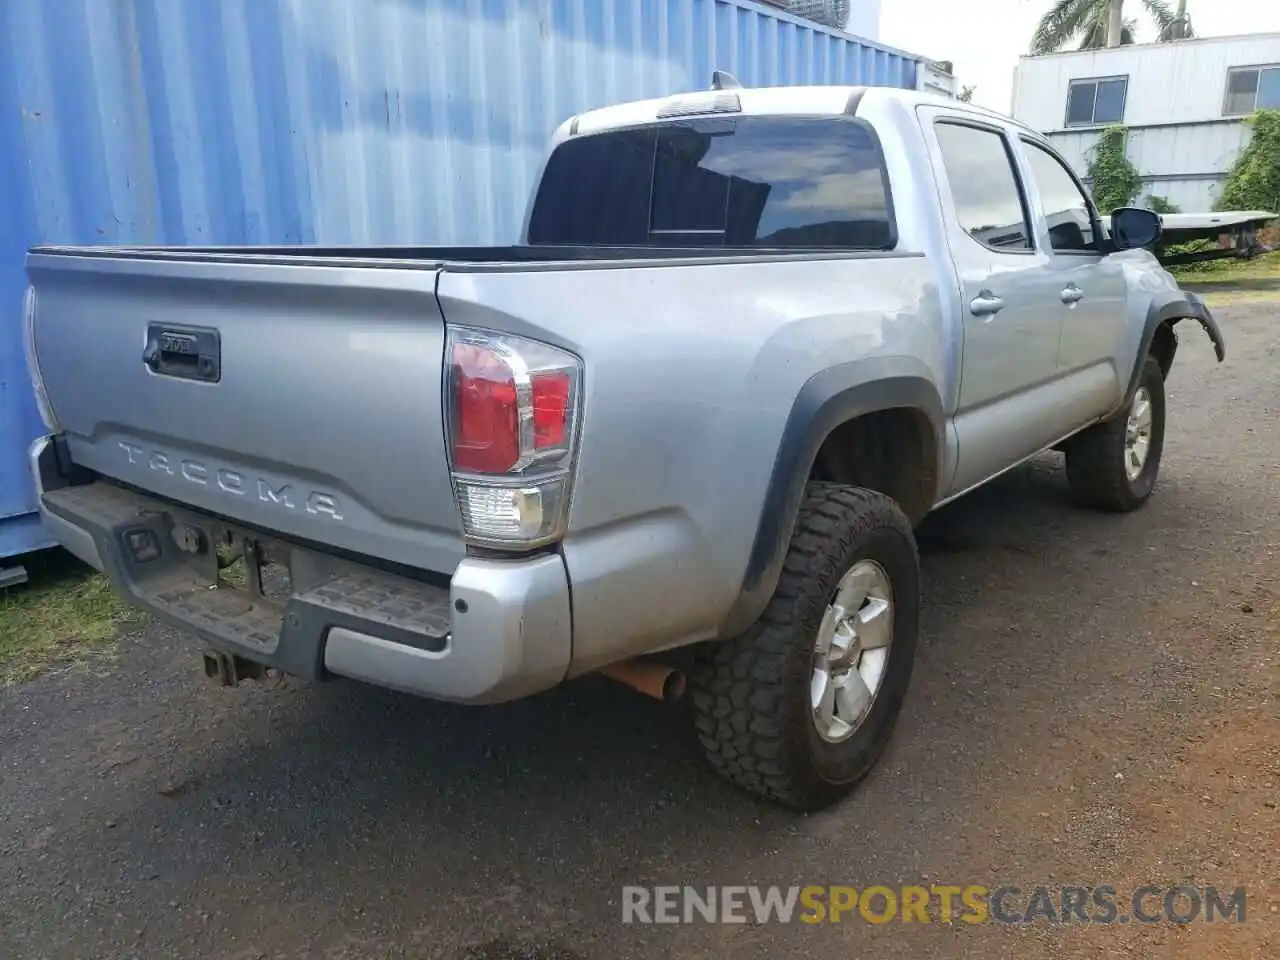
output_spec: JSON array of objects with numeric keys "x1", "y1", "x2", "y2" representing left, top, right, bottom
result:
[
  {"x1": 1171, "y1": 250, "x2": 1280, "y2": 283},
  {"x1": 0, "y1": 552, "x2": 143, "y2": 684}
]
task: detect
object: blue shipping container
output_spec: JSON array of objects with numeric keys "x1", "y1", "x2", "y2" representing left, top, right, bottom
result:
[{"x1": 0, "y1": 0, "x2": 922, "y2": 565}]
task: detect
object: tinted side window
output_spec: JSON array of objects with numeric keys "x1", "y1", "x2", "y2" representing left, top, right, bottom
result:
[
  {"x1": 526, "y1": 117, "x2": 894, "y2": 250},
  {"x1": 934, "y1": 122, "x2": 1032, "y2": 251},
  {"x1": 1022, "y1": 140, "x2": 1098, "y2": 253}
]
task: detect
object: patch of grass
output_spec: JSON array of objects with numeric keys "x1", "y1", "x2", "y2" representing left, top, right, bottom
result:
[
  {"x1": 216, "y1": 543, "x2": 248, "y2": 587},
  {"x1": 1199, "y1": 288, "x2": 1280, "y2": 308},
  {"x1": 1171, "y1": 250, "x2": 1280, "y2": 283},
  {"x1": 0, "y1": 551, "x2": 144, "y2": 685}
]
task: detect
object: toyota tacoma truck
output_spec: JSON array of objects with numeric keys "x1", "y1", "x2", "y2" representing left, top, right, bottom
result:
[{"x1": 23, "y1": 82, "x2": 1224, "y2": 810}]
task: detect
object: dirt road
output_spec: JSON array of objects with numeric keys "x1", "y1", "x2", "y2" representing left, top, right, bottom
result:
[{"x1": 1, "y1": 299, "x2": 1276, "y2": 960}]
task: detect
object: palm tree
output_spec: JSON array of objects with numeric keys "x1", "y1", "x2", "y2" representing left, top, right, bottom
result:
[
  {"x1": 1158, "y1": 0, "x2": 1195, "y2": 40},
  {"x1": 1030, "y1": 0, "x2": 1177, "y2": 55},
  {"x1": 1076, "y1": 15, "x2": 1139, "y2": 49}
]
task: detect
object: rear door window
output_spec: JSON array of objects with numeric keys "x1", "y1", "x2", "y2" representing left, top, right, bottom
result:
[
  {"x1": 933, "y1": 121, "x2": 1034, "y2": 252},
  {"x1": 527, "y1": 117, "x2": 895, "y2": 250}
]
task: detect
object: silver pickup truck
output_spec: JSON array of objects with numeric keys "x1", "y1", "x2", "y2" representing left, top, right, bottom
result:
[{"x1": 24, "y1": 82, "x2": 1224, "y2": 810}]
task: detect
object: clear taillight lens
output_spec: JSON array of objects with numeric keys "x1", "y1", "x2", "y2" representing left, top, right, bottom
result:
[
  {"x1": 22, "y1": 287, "x2": 60, "y2": 432},
  {"x1": 454, "y1": 479, "x2": 569, "y2": 543},
  {"x1": 445, "y1": 327, "x2": 581, "y2": 548}
]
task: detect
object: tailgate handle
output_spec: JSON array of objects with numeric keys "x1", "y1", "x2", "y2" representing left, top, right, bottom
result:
[{"x1": 143, "y1": 324, "x2": 221, "y2": 383}]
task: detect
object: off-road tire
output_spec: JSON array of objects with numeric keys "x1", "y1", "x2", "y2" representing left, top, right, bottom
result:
[
  {"x1": 1065, "y1": 356, "x2": 1166, "y2": 512},
  {"x1": 690, "y1": 484, "x2": 920, "y2": 810}
]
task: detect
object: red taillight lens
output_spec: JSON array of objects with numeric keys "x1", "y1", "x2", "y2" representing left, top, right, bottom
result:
[
  {"x1": 531, "y1": 371, "x2": 570, "y2": 449},
  {"x1": 448, "y1": 332, "x2": 579, "y2": 477},
  {"x1": 451, "y1": 342, "x2": 520, "y2": 473}
]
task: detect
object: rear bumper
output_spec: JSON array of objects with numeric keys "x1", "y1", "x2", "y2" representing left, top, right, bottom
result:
[{"x1": 29, "y1": 436, "x2": 572, "y2": 704}]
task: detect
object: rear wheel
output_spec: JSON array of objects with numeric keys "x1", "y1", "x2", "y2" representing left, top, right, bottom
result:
[
  {"x1": 691, "y1": 484, "x2": 920, "y2": 810},
  {"x1": 1065, "y1": 356, "x2": 1166, "y2": 512}
]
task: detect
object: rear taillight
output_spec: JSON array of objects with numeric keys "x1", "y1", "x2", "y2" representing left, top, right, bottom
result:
[{"x1": 445, "y1": 327, "x2": 582, "y2": 548}]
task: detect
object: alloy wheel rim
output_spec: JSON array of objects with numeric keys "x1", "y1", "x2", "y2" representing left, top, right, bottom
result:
[
  {"x1": 810, "y1": 559, "x2": 894, "y2": 744},
  {"x1": 1124, "y1": 386, "x2": 1154, "y2": 481}
]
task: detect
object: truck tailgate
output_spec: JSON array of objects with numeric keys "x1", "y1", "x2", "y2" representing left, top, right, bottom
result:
[{"x1": 26, "y1": 251, "x2": 465, "y2": 574}]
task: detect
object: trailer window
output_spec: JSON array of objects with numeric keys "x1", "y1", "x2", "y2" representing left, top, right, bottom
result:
[
  {"x1": 1224, "y1": 64, "x2": 1280, "y2": 116},
  {"x1": 1065, "y1": 76, "x2": 1128, "y2": 127},
  {"x1": 527, "y1": 116, "x2": 895, "y2": 250}
]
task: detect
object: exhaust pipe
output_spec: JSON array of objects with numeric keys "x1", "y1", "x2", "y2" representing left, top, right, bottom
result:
[
  {"x1": 599, "y1": 659, "x2": 687, "y2": 702},
  {"x1": 202, "y1": 650, "x2": 282, "y2": 687}
]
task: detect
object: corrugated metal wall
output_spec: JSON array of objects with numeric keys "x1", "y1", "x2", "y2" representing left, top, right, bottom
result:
[
  {"x1": 1047, "y1": 123, "x2": 1252, "y2": 211},
  {"x1": 0, "y1": 0, "x2": 921, "y2": 560},
  {"x1": 1011, "y1": 36, "x2": 1280, "y2": 212}
]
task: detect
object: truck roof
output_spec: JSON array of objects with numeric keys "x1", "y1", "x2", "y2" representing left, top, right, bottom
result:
[{"x1": 567, "y1": 82, "x2": 1038, "y2": 139}]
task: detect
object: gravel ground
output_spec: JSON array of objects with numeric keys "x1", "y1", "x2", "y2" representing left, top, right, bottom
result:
[{"x1": 1, "y1": 299, "x2": 1276, "y2": 960}]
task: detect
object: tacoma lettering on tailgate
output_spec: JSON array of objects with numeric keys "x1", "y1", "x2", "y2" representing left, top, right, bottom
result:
[{"x1": 118, "y1": 441, "x2": 344, "y2": 521}]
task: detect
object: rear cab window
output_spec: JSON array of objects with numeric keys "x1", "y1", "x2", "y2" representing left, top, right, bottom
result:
[{"x1": 526, "y1": 116, "x2": 896, "y2": 250}]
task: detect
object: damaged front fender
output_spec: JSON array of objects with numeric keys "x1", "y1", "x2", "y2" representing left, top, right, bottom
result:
[
  {"x1": 1119, "y1": 291, "x2": 1226, "y2": 413},
  {"x1": 1175, "y1": 291, "x2": 1226, "y2": 363}
]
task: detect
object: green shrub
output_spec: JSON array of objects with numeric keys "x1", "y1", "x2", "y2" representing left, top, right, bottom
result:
[
  {"x1": 1217, "y1": 110, "x2": 1280, "y2": 213},
  {"x1": 1087, "y1": 126, "x2": 1142, "y2": 213},
  {"x1": 1144, "y1": 195, "x2": 1181, "y2": 214}
]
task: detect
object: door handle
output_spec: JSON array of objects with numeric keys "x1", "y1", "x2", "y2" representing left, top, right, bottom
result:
[
  {"x1": 1061, "y1": 285, "x2": 1085, "y2": 305},
  {"x1": 969, "y1": 291, "x2": 1005, "y2": 317}
]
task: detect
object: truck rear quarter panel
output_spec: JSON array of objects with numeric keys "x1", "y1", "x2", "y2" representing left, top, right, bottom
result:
[{"x1": 437, "y1": 253, "x2": 945, "y2": 672}]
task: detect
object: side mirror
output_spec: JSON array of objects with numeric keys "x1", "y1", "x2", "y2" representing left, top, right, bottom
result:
[{"x1": 1110, "y1": 207, "x2": 1163, "y2": 250}]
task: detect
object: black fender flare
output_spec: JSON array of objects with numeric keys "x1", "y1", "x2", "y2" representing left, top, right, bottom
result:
[
  {"x1": 1120, "y1": 291, "x2": 1225, "y2": 412},
  {"x1": 719, "y1": 365, "x2": 946, "y2": 638}
]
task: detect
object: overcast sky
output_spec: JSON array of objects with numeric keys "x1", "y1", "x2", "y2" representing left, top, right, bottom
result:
[{"x1": 875, "y1": 0, "x2": 1280, "y2": 112}]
